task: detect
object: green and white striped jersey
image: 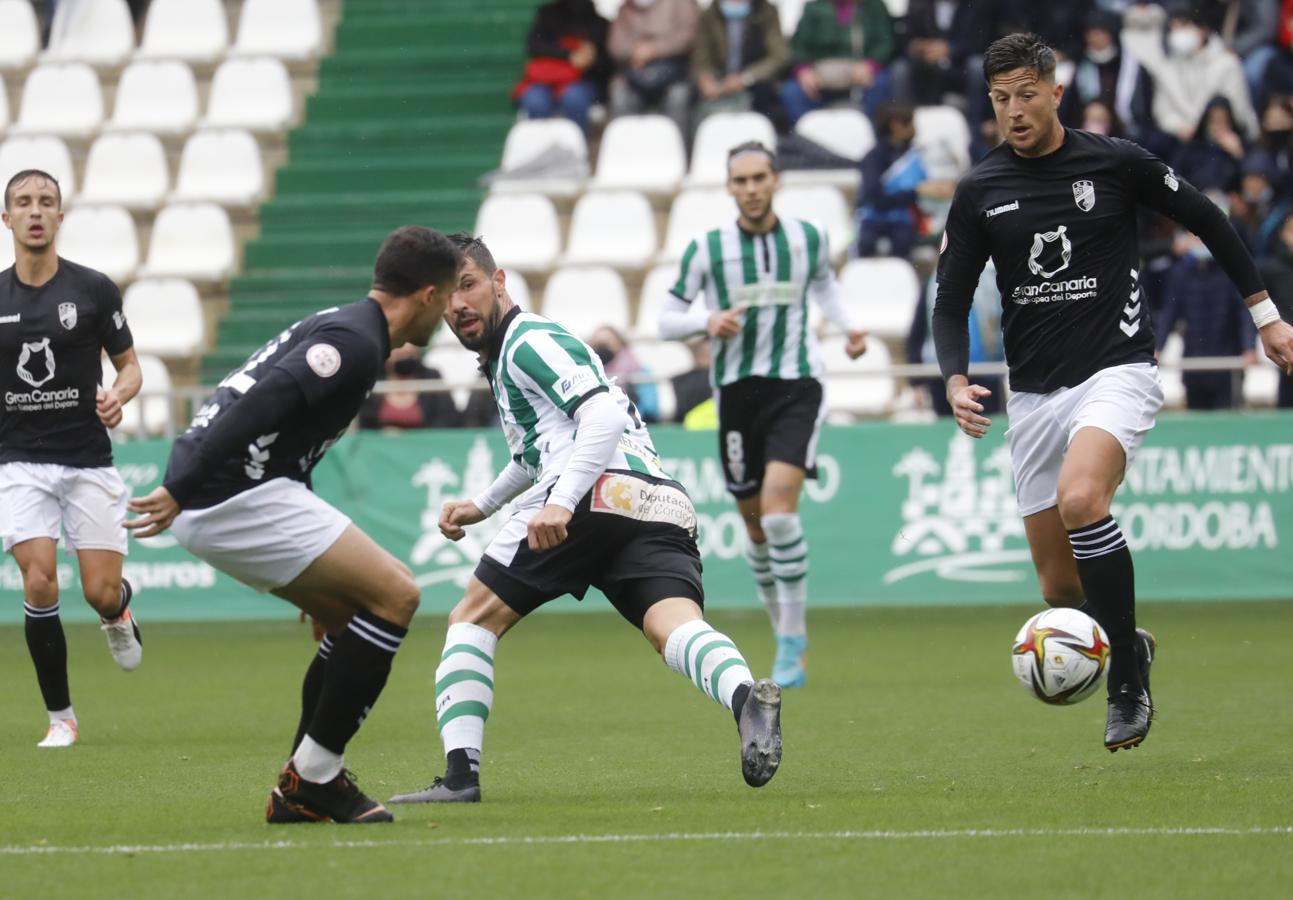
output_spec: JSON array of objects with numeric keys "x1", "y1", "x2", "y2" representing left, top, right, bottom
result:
[
  {"x1": 485, "y1": 308, "x2": 671, "y2": 489},
  {"x1": 670, "y1": 216, "x2": 837, "y2": 387}
]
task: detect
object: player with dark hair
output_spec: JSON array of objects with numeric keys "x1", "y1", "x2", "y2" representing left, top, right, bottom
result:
[
  {"x1": 387, "y1": 233, "x2": 782, "y2": 804},
  {"x1": 1, "y1": 169, "x2": 143, "y2": 748},
  {"x1": 935, "y1": 33, "x2": 1293, "y2": 751},
  {"x1": 658, "y1": 141, "x2": 867, "y2": 688},
  {"x1": 127, "y1": 226, "x2": 462, "y2": 823}
]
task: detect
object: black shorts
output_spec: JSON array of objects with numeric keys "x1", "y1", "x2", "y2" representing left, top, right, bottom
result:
[
  {"x1": 716, "y1": 376, "x2": 825, "y2": 499},
  {"x1": 474, "y1": 471, "x2": 704, "y2": 630}
]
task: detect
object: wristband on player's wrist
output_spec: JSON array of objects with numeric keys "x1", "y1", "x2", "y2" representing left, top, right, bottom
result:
[{"x1": 1249, "y1": 297, "x2": 1282, "y2": 328}]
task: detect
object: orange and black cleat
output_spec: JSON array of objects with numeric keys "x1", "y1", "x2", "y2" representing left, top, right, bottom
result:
[{"x1": 266, "y1": 760, "x2": 393, "y2": 824}]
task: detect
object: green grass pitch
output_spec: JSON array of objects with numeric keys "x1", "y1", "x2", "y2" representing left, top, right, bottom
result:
[{"x1": 3, "y1": 602, "x2": 1292, "y2": 898}]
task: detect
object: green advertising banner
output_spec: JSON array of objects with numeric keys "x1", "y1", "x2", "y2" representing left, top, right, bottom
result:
[{"x1": 4, "y1": 413, "x2": 1291, "y2": 624}]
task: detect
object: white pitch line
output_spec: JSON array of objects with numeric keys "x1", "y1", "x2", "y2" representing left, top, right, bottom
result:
[{"x1": 2, "y1": 826, "x2": 1292, "y2": 856}]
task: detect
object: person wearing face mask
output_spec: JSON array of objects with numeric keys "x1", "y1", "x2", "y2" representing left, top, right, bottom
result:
[
  {"x1": 1170, "y1": 95, "x2": 1246, "y2": 194},
  {"x1": 1229, "y1": 151, "x2": 1284, "y2": 255},
  {"x1": 1121, "y1": 2, "x2": 1259, "y2": 156},
  {"x1": 1058, "y1": 10, "x2": 1148, "y2": 138},
  {"x1": 588, "y1": 324, "x2": 660, "y2": 421},
  {"x1": 607, "y1": 0, "x2": 700, "y2": 139},
  {"x1": 691, "y1": 0, "x2": 790, "y2": 131},
  {"x1": 1255, "y1": 95, "x2": 1293, "y2": 203}
]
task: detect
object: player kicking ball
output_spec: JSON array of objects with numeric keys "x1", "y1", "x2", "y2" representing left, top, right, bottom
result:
[
  {"x1": 388, "y1": 234, "x2": 782, "y2": 805},
  {"x1": 127, "y1": 227, "x2": 461, "y2": 822},
  {"x1": 1, "y1": 169, "x2": 144, "y2": 748}
]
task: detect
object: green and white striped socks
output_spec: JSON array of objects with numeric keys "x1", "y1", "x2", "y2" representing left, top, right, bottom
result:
[
  {"x1": 436, "y1": 623, "x2": 497, "y2": 757},
  {"x1": 762, "y1": 513, "x2": 808, "y2": 637},
  {"x1": 745, "y1": 538, "x2": 780, "y2": 629},
  {"x1": 663, "y1": 620, "x2": 754, "y2": 712}
]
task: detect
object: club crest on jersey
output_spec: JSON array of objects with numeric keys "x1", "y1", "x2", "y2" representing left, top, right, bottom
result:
[
  {"x1": 306, "y1": 343, "x2": 341, "y2": 378},
  {"x1": 1072, "y1": 180, "x2": 1095, "y2": 212},
  {"x1": 1027, "y1": 226, "x2": 1072, "y2": 279},
  {"x1": 17, "y1": 338, "x2": 55, "y2": 388},
  {"x1": 58, "y1": 302, "x2": 77, "y2": 330}
]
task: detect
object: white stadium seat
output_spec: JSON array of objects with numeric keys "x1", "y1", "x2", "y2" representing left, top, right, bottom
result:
[
  {"x1": 562, "y1": 190, "x2": 657, "y2": 268},
  {"x1": 774, "y1": 185, "x2": 852, "y2": 264},
  {"x1": 541, "y1": 267, "x2": 631, "y2": 335},
  {"x1": 107, "y1": 61, "x2": 199, "y2": 136},
  {"x1": 500, "y1": 269, "x2": 531, "y2": 310},
  {"x1": 777, "y1": 0, "x2": 809, "y2": 35},
  {"x1": 12, "y1": 63, "x2": 103, "y2": 138},
  {"x1": 633, "y1": 340, "x2": 694, "y2": 379},
  {"x1": 81, "y1": 133, "x2": 170, "y2": 210},
  {"x1": 123, "y1": 278, "x2": 205, "y2": 357},
  {"x1": 1159, "y1": 331, "x2": 1185, "y2": 408},
  {"x1": 837, "y1": 257, "x2": 921, "y2": 341},
  {"x1": 658, "y1": 188, "x2": 739, "y2": 263},
  {"x1": 592, "y1": 115, "x2": 686, "y2": 195},
  {"x1": 231, "y1": 0, "x2": 323, "y2": 61},
  {"x1": 0, "y1": 136, "x2": 77, "y2": 200},
  {"x1": 423, "y1": 345, "x2": 489, "y2": 410},
  {"x1": 106, "y1": 353, "x2": 173, "y2": 437},
  {"x1": 203, "y1": 58, "x2": 293, "y2": 132},
  {"x1": 687, "y1": 112, "x2": 776, "y2": 187},
  {"x1": 43, "y1": 0, "x2": 134, "y2": 67},
  {"x1": 140, "y1": 203, "x2": 236, "y2": 281},
  {"x1": 0, "y1": 0, "x2": 40, "y2": 70},
  {"x1": 0, "y1": 228, "x2": 14, "y2": 268},
  {"x1": 474, "y1": 193, "x2": 561, "y2": 272},
  {"x1": 915, "y1": 105, "x2": 972, "y2": 179},
  {"x1": 635, "y1": 264, "x2": 682, "y2": 338},
  {"x1": 137, "y1": 0, "x2": 228, "y2": 64},
  {"x1": 173, "y1": 129, "x2": 265, "y2": 205},
  {"x1": 58, "y1": 205, "x2": 139, "y2": 284},
  {"x1": 820, "y1": 335, "x2": 895, "y2": 418},
  {"x1": 784, "y1": 107, "x2": 874, "y2": 189},
  {"x1": 493, "y1": 118, "x2": 588, "y2": 197},
  {"x1": 594, "y1": 0, "x2": 625, "y2": 19}
]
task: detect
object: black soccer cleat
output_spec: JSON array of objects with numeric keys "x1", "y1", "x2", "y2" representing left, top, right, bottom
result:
[
  {"x1": 1104, "y1": 684, "x2": 1153, "y2": 752},
  {"x1": 388, "y1": 775, "x2": 481, "y2": 804},
  {"x1": 1135, "y1": 626, "x2": 1158, "y2": 710},
  {"x1": 738, "y1": 678, "x2": 782, "y2": 787},
  {"x1": 266, "y1": 761, "x2": 394, "y2": 824}
]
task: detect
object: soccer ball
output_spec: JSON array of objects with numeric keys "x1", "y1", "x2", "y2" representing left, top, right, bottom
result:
[{"x1": 1011, "y1": 608, "x2": 1110, "y2": 705}]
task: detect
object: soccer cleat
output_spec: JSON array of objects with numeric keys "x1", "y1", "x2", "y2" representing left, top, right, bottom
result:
[
  {"x1": 772, "y1": 634, "x2": 807, "y2": 688},
  {"x1": 101, "y1": 608, "x2": 142, "y2": 672},
  {"x1": 266, "y1": 761, "x2": 394, "y2": 824},
  {"x1": 1104, "y1": 684, "x2": 1153, "y2": 752},
  {"x1": 37, "y1": 719, "x2": 79, "y2": 748},
  {"x1": 737, "y1": 678, "x2": 782, "y2": 787},
  {"x1": 388, "y1": 776, "x2": 482, "y2": 804},
  {"x1": 1136, "y1": 626, "x2": 1158, "y2": 710}
]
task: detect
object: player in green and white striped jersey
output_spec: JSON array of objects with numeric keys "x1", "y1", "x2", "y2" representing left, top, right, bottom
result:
[
  {"x1": 660, "y1": 141, "x2": 869, "y2": 689},
  {"x1": 389, "y1": 234, "x2": 783, "y2": 805}
]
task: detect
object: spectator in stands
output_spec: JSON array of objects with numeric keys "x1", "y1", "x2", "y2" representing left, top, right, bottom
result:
[
  {"x1": 589, "y1": 325, "x2": 660, "y2": 421},
  {"x1": 1256, "y1": 95, "x2": 1293, "y2": 201},
  {"x1": 1226, "y1": 0, "x2": 1281, "y2": 109},
  {"x1": 894, "y1": 0, "x2": 977, "y2": 108},
  {"x1": 1257, "y1": 209, "x2": 1293, "y2": 406},
  {"x1": 358, "y1": 345, "x2": 464, "y2": 430},
  {"x1": 1257, "y1": 3, "x2": 1293, "y2": 112},
  {"x1": 1078, "y1": 99, "x2": 1123, "y2": 137},
  {"x1": 692, "y1": 0, "x2": 791, "y2": 132},
  {"x1": 1171, "y1": 96, "x2": 1247, "y2": 193},
  {"x1": 1155, "y1": 203, "x2": 1258, "y2": 410},
  {"x1": 855, "y1": 103, "x2": 927, "y2": 259},
  {"x1": 514, "y1": 0, "x2": 612, "y2": 134},
  {"x1": 1059, "y1": 10, "x2": 1149, "y2": 138},
  {"x1": 607, "y1": 0, "x2": 700, "y2": 138},
  {"x1": 781, "y1": 0, "x2": 897, "y2": 125},
  {"x1": 1230, "y1": 151, "x2": 1284, "y2": 255},
  {"x1": 1121, "y1": 1, "x2": 1258, "y2": 157}
]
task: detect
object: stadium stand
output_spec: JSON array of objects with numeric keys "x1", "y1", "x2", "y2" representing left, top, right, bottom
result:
[
  {"x1": 81, "y1": 133, "x2": 171, "y2": 210},
  {"x1": 0, "y1": 135, "x2": 76, "y2": 199},
  {"x1": 0, "y1": 0, "x2": 40, "y2": 70},
  {"x1": 123, "y1": 279, "x2": 207, "y2": 359},
  {"x1": 58, "y1": 204, "x2": 139, "y2": 284},
  {"x1": 11, "y1": 62, "x2": 103, "y2": 138},
  {"x1": 493, "y1": 118, "x2": 589, "y2": 197},
  {"x1": 590, "y1": 114, "x2": 687, "y2": 195},
  {"x1": 838, "y1": 257, "x2": 921, "y2": 342},
  {"x1": 172, "y1": 129, "x2": 266, "y2": 207},
  {"x1": 543, "y1": 266, "x2": 633, "y2": 336},
  {"x1": 474, "y1": 192, "x2": 562, "y2": 273},
  {"x1": 230, "y1": 0, "x2": 324, "y2": 61},
  {"x1": 136, "y1": 0, "x2": 229, "y2": 64},
  {"x1": 41, "y1": 0, "x2": 135, "y2": 68},
  {"x1": 562, "y1": 190, "x2": 657, "y2": 268},
  {"x1": 202, "y1": 57, "x2": 295, "y2": 132},
  {"x1": 658, "y1": 188, "x2": 739, "y2": 263},
  {"x1": 106, "y1": 61, "x2": 200, "y2": 136},
  {"x1": 140, "y1": 203, "x2": 236, "y2": 282},
  {"x1": 687, "y1": 111, "x2": 777, "y2": 186}
]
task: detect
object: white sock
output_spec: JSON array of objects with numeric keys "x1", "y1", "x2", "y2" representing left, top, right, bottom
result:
[
  {"x1": 744, "y1": 538, "x2": 780, "y2": 630},
  {"x1": 663, "y1": 620, "x2": 753, "y2": 711},
  {"x1": 292, "y1": 734, "x2": 343, "y2": 783},
  {"x1": 437, "y1": 622, "x2": 498, "y2": 756},
  {"x1": 762, "y1": 512, "x2": 807, "y2": 637},
  {"x1": 48, "y1": 706, "x2": 75, "y2": 725}
]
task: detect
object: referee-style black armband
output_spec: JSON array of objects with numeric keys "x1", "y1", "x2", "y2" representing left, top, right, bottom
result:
[{"x1": 163, "y1": 367, "x2": 306, "y2": 506}]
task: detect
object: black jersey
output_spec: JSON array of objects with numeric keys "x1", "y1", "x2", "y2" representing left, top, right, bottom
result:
[
  {"x1": 934, "y1": 129, "x2": 1264, "y2": 394},
  {"x1": 0, "y1": 258, "x2": 133, "y2": 468},
  {"x1": 165, "y1": 299, "x2": 390, "y2": 509}
]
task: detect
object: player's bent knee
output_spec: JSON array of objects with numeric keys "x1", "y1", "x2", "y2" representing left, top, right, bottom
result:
[
  {"x1": 22, "y1": 570, "x2": 59, "y2": 607},
  {"x1": 1056, "y1": 484, "x2": 1109, "y2": 529}
]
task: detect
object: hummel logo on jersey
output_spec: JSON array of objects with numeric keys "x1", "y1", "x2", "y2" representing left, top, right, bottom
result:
[
  {"x1": 58, "y1": 302, "x2": 77, "y2": 330},
  {"x1": 16, "y1": 338, "x2": 55, "y2": 388},
  {"x1": 986, "y1": 201, "x2": 1019, "y2": 218},
  {"x1": 1120, "y1": 269, "x2": 1143, "y2": 337},
  {"x1": 113, "y1": 311, "x2": 126, "y2": 330},
  {"x1": 1164, "y1": 168, "x2": 1180, "y2": 192},
  {"x1": 0, "y1": 313, "x2": 19, "y2": 324},
  {"x1": 1072, "y1": 180, "x2": 1095, "y2": 212},
  {"x1": 1027, "y1": 227, "x2": 1072, "y2": 279}
]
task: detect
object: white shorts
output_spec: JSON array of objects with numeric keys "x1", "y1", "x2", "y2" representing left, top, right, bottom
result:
[
  {"x1": 0, "y1": 462, "x2": 129, "y2": 555},
  {"x1": 1005, "y1": 362, "x2": 1164, "y2": 518},
  {"x1": 171, "y1": 478, "x2": 351, "y2": 592}
]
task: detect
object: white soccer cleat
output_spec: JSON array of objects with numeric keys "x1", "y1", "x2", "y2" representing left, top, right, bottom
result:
[
  {"x1": 101, "y1": 608, "x2": 143, "y2": 672},
  {"x1": 38, "y1": 719, "x2": 79, "y2": 748}
]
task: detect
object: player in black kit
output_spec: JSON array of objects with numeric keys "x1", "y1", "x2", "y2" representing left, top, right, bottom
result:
[
  {"x1": 934, "y1": 35, "x2": 1293, "y2": 752},
  {"x1": 127, "y1": 226, "x2": 462, "y2": 823},
  {"x1": 0, "y1": 170, "x2": 143, "y2": 749}
]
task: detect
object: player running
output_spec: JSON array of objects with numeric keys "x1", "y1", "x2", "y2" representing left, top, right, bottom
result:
[
  {"x1": 126, "y1": 226, "x2": 461, "y2": 823},
  {"x1": 658, "y1": 141, "x2": 867, "y2": 688},
  {"x1": 934, "y1": 34, "x2": 1293, "y2": 751},
  {"x1": 387, "y1": 234, "x2": 782, "y2": 805},
  {"x1": 1, "y1": 169, "x2": 143, "y2": 748}
]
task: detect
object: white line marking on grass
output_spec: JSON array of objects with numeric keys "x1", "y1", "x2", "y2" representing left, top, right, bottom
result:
[{"x1": 3, "y1": 827, "x2": 1292, "y2": 856}]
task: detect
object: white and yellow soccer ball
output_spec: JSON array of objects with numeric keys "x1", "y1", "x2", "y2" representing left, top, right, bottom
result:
[{"x1": 1011, "y1": 608, "x2": 1111, "y2": 705}]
